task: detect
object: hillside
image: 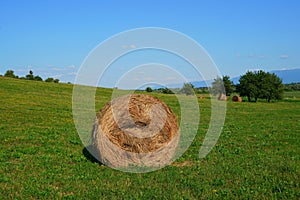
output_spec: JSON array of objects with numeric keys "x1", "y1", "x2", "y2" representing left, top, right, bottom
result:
[{"x1": 0, "y1": 77, "x2": 299, "y2": 199}]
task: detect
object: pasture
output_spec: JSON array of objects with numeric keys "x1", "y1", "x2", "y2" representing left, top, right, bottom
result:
[{"x1": 0, "y1": 77, "x2": 299, "y2": 199}]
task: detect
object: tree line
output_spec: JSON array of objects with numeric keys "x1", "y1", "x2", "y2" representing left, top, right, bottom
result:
[
  {"x1": 2, "y1": 70, "x2": 59, "y2": 83},
  {"x1": 211, "y1": 70, "x2": 284, "y2": 102},
  {"x1": 145, "y1": 70, "x2": 286, "y2": 102}
]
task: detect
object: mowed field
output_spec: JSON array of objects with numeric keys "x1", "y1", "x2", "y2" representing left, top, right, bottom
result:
[{"x1": 0, "y1": 77, "x2": 299, "y2": 199}]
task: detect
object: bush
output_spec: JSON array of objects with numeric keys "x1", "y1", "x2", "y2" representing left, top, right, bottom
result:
[
  {"x1": 145, "y1": 87, "x2": 153, "y2": 92},
  {"x1": 4, "y1": 70, "x2": 16, "y2": 78}
]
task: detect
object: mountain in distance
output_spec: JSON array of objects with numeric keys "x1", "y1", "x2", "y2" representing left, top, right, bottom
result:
[{"x1": 270, "y1": 68, "x2": 300, "y2": 84}]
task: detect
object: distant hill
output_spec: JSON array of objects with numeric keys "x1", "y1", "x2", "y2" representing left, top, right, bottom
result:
[{"x1": 270, "y1": 68, "x2": 300, "y2": 84}]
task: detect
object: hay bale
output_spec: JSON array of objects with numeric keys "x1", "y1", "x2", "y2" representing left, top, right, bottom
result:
[
  {"x1": 232, "y1": 95, "x2": 242, "y2": 102},
  {"x1": 92, "y1": 94, "x2": 179, "y2": 169},
  {"x1": 218, "y1": 93, "x2": 227, "y2": 101}
]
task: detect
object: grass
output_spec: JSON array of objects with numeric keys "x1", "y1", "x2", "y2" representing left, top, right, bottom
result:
[{"x1": 0, "y1": 77, "x2": 299, "y2": 199}]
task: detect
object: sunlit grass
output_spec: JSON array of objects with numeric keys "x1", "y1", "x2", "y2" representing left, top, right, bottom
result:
[{"x1": 0, "y1": 77, "x2": 299, "y2": 199}]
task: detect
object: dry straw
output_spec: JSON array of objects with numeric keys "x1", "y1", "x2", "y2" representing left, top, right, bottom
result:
[
  {"x1": 92, "y1": 94, "x2": 179, "y2": 169},
  {"x1": 232, "y1": 95, "x2": 242, "y2": 102},
  {"x1": 218, "y1": 93, "x2": 227, "y2": 101}
]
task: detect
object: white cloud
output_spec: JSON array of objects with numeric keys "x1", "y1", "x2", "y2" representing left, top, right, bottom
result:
[
  {"x1": 246, "y1": 68, "x2": 263, "y2": 72},
  {"x1": 15, "y1": 69, "x2": 27, "y2": 72},
  {"x1": 68, "y1": 72, "x2": 77, "y2": 76},
  {"x1": 121, "y1": 44, "x2": 137, "y2": 49},
  {"x1": 280, "y1": 54, "x2": 288, "y2": 59},
  {"x1": 258, "y1": 55, "x2": 266, "y2": 59},
  {"x1": 67, "y1": 65, "x2": 76, "y2": 69},
  {"x1": 52, "y1": 67, "x2": 64, "y2": 71},
  {"x1": 53, "y1": 74, "x2": 63, "y2": 79},
  {"x1": 144, "y1": 77, "x2": 155, "y2": 81},
  {"x1": 165, "y1": 76, "x2": 177, "y2": 80}
]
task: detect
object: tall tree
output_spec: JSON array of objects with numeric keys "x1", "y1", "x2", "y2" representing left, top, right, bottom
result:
[
  {"x1": 236, "y1": 71, "x2": 259, "y2": 102},
  {"x1": 259, "y1": 73, "x2": 283, "y2": 102},
  {"x1": 180, "y1": 83, "x2": 195, "y2": 95},
  {"x1": 26, "y1": 70, "x2": 34, "y2": 80},
  {"x1": 222, "y1": 75, "x2": 234, "y2": 96},
  {"x1": 211, "y1": 76, "x2": 225, "y2": 97}
]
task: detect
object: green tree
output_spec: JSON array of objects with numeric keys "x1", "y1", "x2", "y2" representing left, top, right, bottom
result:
[
  {"x1": 4, "y1": 70, "x2": 16, "y2": 78},
  {"x1": 162, "y1": 87, "x2": 174, "y2": 94},
  {"x1": 259, "y1": 72, "x2": 283, "y2": 102},
  {"x1": 222, "y1": 75, "x2": 234, "y2": 96},
  {"x1": 236, "y1": 71, "x2": 258, "y2": 102},
  {"x1": 45, "y1": 77, "x2": 54, "y2": 82},
  {"x1": 145, "y1": 87, "x2": 153, "y2": 92},
  {"x1": 237, "y1": 70, "x2": 283, "y2": 102},
  {"x1": 211, "y1": 76, "x2": 225, "y2": 96},
  {"x1": 26, "y1": 70, "x2": 34, "y2": 80},
  {"x1": 34, "y1": 75, "x2": 43, "y2": 81},
  {"x1": 180, "y1": 83, "x2": 195, "y2": 95},
  {"x1": 53, "y1": 79, "x2": 59, "y2": 83}
]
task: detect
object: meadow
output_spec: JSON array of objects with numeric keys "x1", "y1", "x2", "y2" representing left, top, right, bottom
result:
[{"x1": 0, "y1": 77, "x2": 299, "y2": 199}]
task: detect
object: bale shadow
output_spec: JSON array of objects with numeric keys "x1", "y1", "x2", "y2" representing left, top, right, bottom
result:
[{"x1": 82, "y1": 145, "x2": 103, "y2": 165}]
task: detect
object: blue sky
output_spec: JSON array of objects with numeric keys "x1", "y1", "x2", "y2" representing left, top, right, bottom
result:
[{"x1": 0, "y1": 0, "x2": 299, "y2": 86}]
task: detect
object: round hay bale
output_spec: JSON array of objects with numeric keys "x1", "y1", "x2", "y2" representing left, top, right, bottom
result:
[
  {"x1": 92, "y1": 94, "x2": 179, "y2": 170},
  {"x1": 232, "y1": 95, "x2": 242, "y2": 102},
  {"x1": 218, "y1": 93, "x2": 227, "y2": 101}
]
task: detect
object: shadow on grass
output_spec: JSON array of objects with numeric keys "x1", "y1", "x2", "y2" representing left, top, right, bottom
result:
[{"x1": 82, "y1": 145, "x2": 104, "y2": 165}]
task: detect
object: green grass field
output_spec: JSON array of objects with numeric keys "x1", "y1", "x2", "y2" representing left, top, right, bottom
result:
[{"x1": 0, "y1": 77, "x2": 299, "y2": 199}]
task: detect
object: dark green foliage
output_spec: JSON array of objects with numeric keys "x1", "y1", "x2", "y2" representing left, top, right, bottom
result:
[
  {"x1": 284, "y1": 83, "x2": 300, "y2": 91},
  {"x1": 237, "y1": 71, "x2": 260, "y2": 102},
  {"x1": 34, "y1": 75, "x2": 43, "y2": 81},
  {"x1": 3, "y1": 69, "x2": 60, "y2": 83},
  {"x1": 145, "y1": 86, "x2": 153, "y2": 92},
  {"x1": 26, "y1": 70, "x2": 35, "y2": 80},
  {"x1": 180, "y1": 83, "x2": 195, "y2": 95},
  {"x1": 45, "y1": 77, "x2": 59, "y2": 83},
  {"x1": 45, "y1": 77, "x2": 54, "y2": 82},
  {"x1": 222, "y1": 75, "x2": 234, "y2": 96},
  {"x1": 53, "y1": 79, "x2": 59, "y2": 83},
  {"x1": 237, "y1": 70, "x2": 283, "y2": 102},
  {"x1": 194, "y1": 87, "x2": 209, "y2": 94},
  {"x1": 259, "y1": 73, "x2": 284, "y2": 102},
  {"x1": 4, "y1": 70, "x2": 16, "y2": 78},
  {"x1": 162, "y1": 87, "x2": 174, "y2": 94}
]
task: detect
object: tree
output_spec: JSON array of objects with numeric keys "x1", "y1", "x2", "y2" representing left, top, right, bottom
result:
[
  {"x1": 222, "y1": 75, "x2": 234, "y2": 96},
  {"x1": 145, "y1": 87, "x2": 153, "y2": 92},
  {"x1": 45, "y1": 77, "x2": 59, "y2": 83},
  {"x1": 236, "y1": 71, "x2": 259, "y2": 102},
  {"x1": 211, "y1": 76, "x2": 225, "y2": 96},
  {"x1": 162, "y1": 87, "x2": 174, "y2": 94},
  {"x1": 259, "y1": 73, "x2": 283, "y2": 102},
  {"x1": 4, "y1": 70, "x2": 16, "y2": 78},
  {"x1": 237, "y1": 70, "x2": 283, "y2": 102},
  {"x1": 26, "y1": 70, "x2": 34, "y2": 80},
  {"x1": 180, "y1": 83, "x2": 195, "y2": 95},
  {"x1": 53, "y1": 79, "x2": 59, "y2": 83},
  {"x1": 34, "y1": 75, "x2": 43, "y2": 81},
  {"x1": 45, "y1": 77, "x2": 54, "y2": 82}
]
